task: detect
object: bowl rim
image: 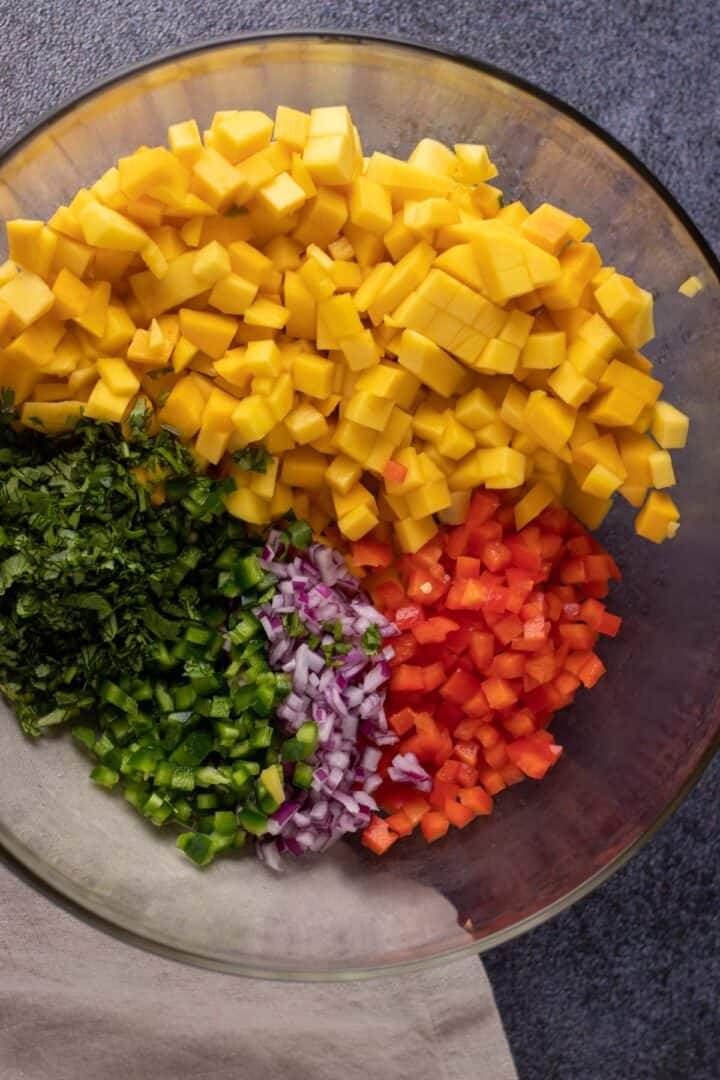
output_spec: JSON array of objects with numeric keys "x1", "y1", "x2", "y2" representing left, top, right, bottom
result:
[{"x1": 0, "y1": 28, "x2": 718, "y2": 982}]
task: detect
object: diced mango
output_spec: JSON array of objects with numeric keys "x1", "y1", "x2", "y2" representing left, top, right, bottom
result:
[
  {"x1": 635, "y1": 490, "x2": 680, "y2": 542},
  {"x1": 651, "y1": 401, "x2": 689, "y2": 449}
]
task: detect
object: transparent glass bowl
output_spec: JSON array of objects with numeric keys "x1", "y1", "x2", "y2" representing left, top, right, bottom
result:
[{"x1": 1, "y1": 34, "x2": 718, "y2": 980}]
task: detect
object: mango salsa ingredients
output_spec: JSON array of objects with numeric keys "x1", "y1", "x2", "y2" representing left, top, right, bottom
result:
[{"x1": 0, "y1": 106, "x2": 687, "y2": 550}]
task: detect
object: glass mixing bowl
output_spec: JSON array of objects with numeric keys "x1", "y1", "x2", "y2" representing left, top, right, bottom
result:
[{"x1": 1, "y1": 33, "x2": 718, "y2": 980}]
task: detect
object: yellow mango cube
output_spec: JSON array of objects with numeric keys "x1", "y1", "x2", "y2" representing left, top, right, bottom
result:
[
  {"x1": 78, "y1": 201, "x2": 149, "y2": 251},
  {"x1": 406, "y1": 478, "x2": 451, "y2": 518},
  {"x1": 195, "y1": 426, "x2": 230, "y2": 465},
  {"x1": 283, "y1": 271, "x2": 317, "y2": 339},
  {"x1": 244, "y1": 339, "x2": 281, "y2": 377},
  {"x1": 343, "y1": 390, "x2": 394, "y2": 431},
  {"x1": 437, "y1": 415, "x2": 475, "y2": 460},
  {"x1": 678, "y1": 275, "x2": 703, "y2": 298},
  {"x1": 191, "y1": 149, "x2": 244, "y2": 211},
  {"x1": 587, "y1": 386, "x2": 644, "y2": 427},
  {"x1": 648, "y1": 449, "x2": 676, "y2": 489},
  {"x1": 397, "y1": 329, "x2": 464, "y2": 396},
  {"x1": 394, "y1": 515, "x2": 438, "y2": 554},
  {"x1": 265, "y1": 373, "x2": 295, "y2": 421},
  {"x1": 280, "y1": 447, "x2": 328, "y2": 488},
  {"x1": 274, "y1": 105, "x2": 310, "y2": 150},
  {"x1": 302, "y1": 134, "x2": 356, "y2": 185},
  {"x1": 293, "y1": 187, "x2": 348, "y2": 248},
  {"x1": 580, "y1": 463, "x2": 623, "y2": 499},
  {"x1": 168, "y1": 119, "x2": 203, "y2": 165},
  {"x1": 520, "y1": 203, "x2": 580, "y2": 255},
  {"x1": 410, "y1": 139, "x2": 458, "y2": 178},
  {"x1": 201, "y1": 386, "x2": 239, "y2": 433},
  {"x1": 257, "y1": 172, "x2": 307, "y2": 218},
  {"x1": 325, "y1": 454, "x2": 362, "y2": 494},
  {"x1": 340, "y1": 329, "x2": 379, "y2": 372},
  {"x1": 7, "y1": 220, "x2": 57, "y2": 277},
  {"x1": 651, "y1": 401, "x2": 689, "y2": 449},
  {"x1": 20, "y1": 400, "x2": 85, "y2": 433},
  {"x1": 355, "y1": 363, "x2": 420, "y2": 410},
  {"x1": 547, "y1": 361, "x2": 596, "y2": 408},
  {"x1": 333, "y1": 418, "x2": 378, "y2": 463},
  {"x1": 244, "y1": 297, "x2": 289, "y2": 329},
  {"x1": 85, "y1": 379, "x2": 135, "y2": 423},
  {"x1": 0, "y1": 271, "x2": 55, "y2": 328},
  {"x1": 225, "y1": 487, "x2": 271, "y2": 525},
  {"x1": 454, "y1": 143, "x2": 497, "y2": 183},
  {"x1": 338, "y1": 502, "x2": 379, "y2": 541},
  {"x1": 292, "y1": 353, "x2": 335, "y2": 398},
  {"x1": 635, "y1": 490, "x2": 680, "y2": 542},
  {"x1": 193, "y1": 241, "x2": 231, "y2": 284},
  {"x1": 599, "y1": 359, "x2": 663, "y2": 406},
  {"x1": 514, "y1": 481, "x2": 555, "y2": 530},
  {"x1": 455, "y1": 386, "x2": 497, "y2": 429},
  {"x1": 367, "y1": 242, "x2": 437, "y2": 323},
  {"x1": 213, "y1": 111, "x2": 273, "y2": 163},
  {"x1": 231, "y1": 394, "x2": 276, "y2": 443},
  {"x1": 349, "y1": 176, "x2": 393, "y2": 234},
  {"x1": 521, "y1": 331, "x2": 566, "y2": 370},
  {"x1": 524, "y1": 390, "x2": 576, "y2": 454},
  {"x1": 96, "y1": 358, "x2": 140, "y2": 397},
  {"x1": 284, "y1": 402, "x2": 329, "y2": 444},
  {"x1": 208, "y1": 273, "x2": 258, "y2": 315},
  {"x1": 179, "y1": 308, "x2": 237, "y2": 358}
]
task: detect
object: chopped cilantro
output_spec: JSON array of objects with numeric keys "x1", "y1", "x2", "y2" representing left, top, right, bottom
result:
[{"x1": 231, "y1": 445, "x2": 273, "y2": 474}]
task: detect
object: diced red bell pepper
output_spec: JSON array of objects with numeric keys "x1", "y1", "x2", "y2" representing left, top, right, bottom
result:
[
  {"x1": 390, "y1": 632, "x2": 418, "y2": 665},
  {"x1": 371, "y1": 578, "x2": 406, "y2": 612},
  {"x1": 489, "y1": 651, "x2": 526, "y2": 680},
  {"x1": 440, "y1": 669, "x2": 484, "y2": 704},
  {"x1": 463, "y1": 689, "x2": 491, "y2": 717},
  {"x1": 502, "y1": 709, "x2": 536, "y2": 737},
  {"x1": 482, "y1": 676, "x2": 518, "y2": 710},
  {"x1": 454, "y1": 717, "x2": 481, "y2": 740},
  {"x1": 384, "y1": 810, "x2": 414, "y2": 837},
  {"x1": 388, "y1": 707, "x2": 419, "y2": 737},
  {"x1": 558, "y1": 623, "x2": 598, "y2": 651},
  {"x1": 395, "y1": 603, "x2": 424, "y2": 630},
  {"x1": 456, "y1": 762, "x2": 479, "y2": 788},
  {"x1": 456, "y1": 555, "x2": 481, "y2": 579},
  {"x1": 444, "y1": 798, "x2": 476, "y2": 828},
  {"x1": 469, "y1": 630, "x2": 495, "y2": 671},
  {"x1": 351, "y1": 538, "x2": 394, "y2": 568},
  {"x1": 559, "y1": 557, "x2": 587, "y2": 584},
  {"x1": 492, "y1": 613, "x2": 524, "y2": 645},
  {"x1": 436, "y1": 759, "x2": 461, "y2": 784},
  {"x1": 478, "y1": 767, "x2": 506, "y2": 795},
  {"x1": 362, "y1": 815, "x2": 398, "y2": 854},
  {"x1": 390, "y1": 664, "x2": 426, "y2": 693},
  {"x1": 579, "y1": 653, "x2": 606, "y2": 688},
  {"x1": 482, "y1": 540, "x2": 512, "y2": 572},
  {"x1": 453, "y1": 741, "x2": 479, "y2": 767},
  {"x1": 484, "y1": 741, "x2": 509, "y2": 769},
  {"x1": 476, "y1": 723, "x2": 501, "y2": 749},
  {"x1": 421, "y1": 811, "x2": 450, "y2": 842},
  {"x1": 467, "y1": 489, "x2": 501, "y2": 525},
  {"x1": 567, "y1": 534, "x2": 594, "y2": 557},
  {"x1": 423, "y1": 661, "x2": 447, "y2": 692},
  {"x1": 429, "y1": 780, "x2": 460, "y2": 809},
  {"x1": 407, "y1": 568, "x2": 448, "y2": 606},
  {"x1": 506, "y1": 735, "x2": 563, "y2": 780},
  {"x1": 412, "y1": 615, "x2": 460, "y2": 644},
  {"x1": 458, "y1": 786, "x2": 493, "y2": 814},
  {"x1": 500, "y1": 763, "x2": 526, "y2": 786}
]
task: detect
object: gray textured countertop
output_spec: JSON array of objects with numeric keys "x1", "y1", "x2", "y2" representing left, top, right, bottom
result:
[{"x1": 1, "y1": 3, "x2": 718, "y2": 1078}]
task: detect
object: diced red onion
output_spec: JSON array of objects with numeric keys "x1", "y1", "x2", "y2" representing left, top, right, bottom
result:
[{"x1": 253, "y1": 531, "x2": 398, "y2": 865}]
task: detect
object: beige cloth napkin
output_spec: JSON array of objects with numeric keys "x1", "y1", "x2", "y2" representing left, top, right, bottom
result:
[{"x1": 0, "y1": 862, "x2": 516, "y2": 1080}]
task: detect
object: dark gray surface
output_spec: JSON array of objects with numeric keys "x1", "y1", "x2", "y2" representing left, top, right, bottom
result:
[{"x1": 0, "y1": 3, "x2": 718, "y2": 1078}]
